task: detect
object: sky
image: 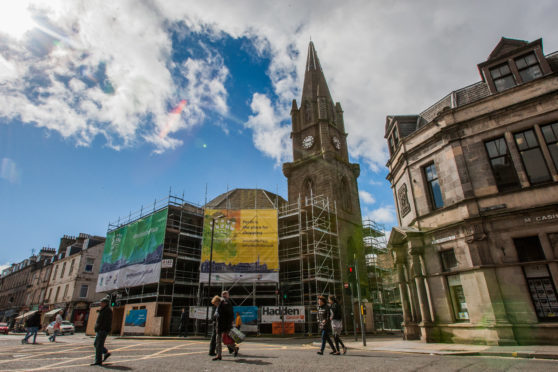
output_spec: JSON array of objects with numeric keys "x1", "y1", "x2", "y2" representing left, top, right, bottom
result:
[{"x1": 1, "y1": 0, "x2": 558, "y2": 268}]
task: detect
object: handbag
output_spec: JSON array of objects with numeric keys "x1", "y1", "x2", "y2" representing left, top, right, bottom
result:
[
  {"x1": 222, "y1": 332, "x2": 235, "y2": 345},
  {"x1": 228, "y1": 327, "x2": 245, "y2": 344}
]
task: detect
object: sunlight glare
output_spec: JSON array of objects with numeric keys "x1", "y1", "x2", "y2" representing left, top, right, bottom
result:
[{"x1": 0, "y1": 1, "x2": 35, "y2": 39}]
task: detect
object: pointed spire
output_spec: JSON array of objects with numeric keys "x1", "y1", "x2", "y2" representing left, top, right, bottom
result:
[{"x1": 301, "y1": 42, "x2": 333, "y2": 104}]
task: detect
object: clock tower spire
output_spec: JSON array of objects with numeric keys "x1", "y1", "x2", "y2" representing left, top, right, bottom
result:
[{"x1": 283, "y1": 42, "x2": 367, "y2": 297}]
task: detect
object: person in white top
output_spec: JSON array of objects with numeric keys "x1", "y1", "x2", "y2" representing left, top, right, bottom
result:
[{"x1": 49, "y1": 310, "x2": 63, "y2": 342}]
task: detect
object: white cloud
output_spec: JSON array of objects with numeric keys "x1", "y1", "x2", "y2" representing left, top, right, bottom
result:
[
  {"x1": 1, "y1": 0, "x2": 557, "y2": 166},
  {"x1": 364, "y1": 206, "x2": 396, "y2": 225},
  {"x1": 359, "y1": 190, "x2": 375, "y2": 205},
  {"x1": 1, "y1": 158, "x2": 21, "y2": 183}
]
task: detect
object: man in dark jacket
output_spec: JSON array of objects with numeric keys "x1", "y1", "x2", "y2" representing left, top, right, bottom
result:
[
  {"x1": 316, "y1": 296, "x2": 337, "y2": 355},
  {"x1": 178, "y1": 308, "x2": 188, "y2": 337},
  {"x1": 91, "y1": 297, "x2": 112, "y2": 366},
  {"x1": 22, "y1": 311, "x2": 41, "y2": 344}
]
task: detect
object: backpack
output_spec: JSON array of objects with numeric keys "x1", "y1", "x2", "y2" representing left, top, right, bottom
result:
[{"x1": 332, "y1": 303, "x2": 343, "y2": 320}]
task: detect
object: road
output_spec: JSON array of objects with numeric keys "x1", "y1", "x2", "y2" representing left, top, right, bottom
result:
[{"x1": 1, "y1": 334, "x2": 558, "y2": 371}]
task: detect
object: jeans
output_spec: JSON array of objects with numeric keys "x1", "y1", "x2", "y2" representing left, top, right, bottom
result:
[
  {"x1": 320, "y1": 329, "x2": 336, "y2": 352},
  {"x1": 48, "y1": 329, "x2": 59, "y2": 342},
  {"x1": 23, "y1": 327, "x2": 38, "y2": 343},
  {"x1": 94, "y1": 331, "x2": 108, "y2": 364}
]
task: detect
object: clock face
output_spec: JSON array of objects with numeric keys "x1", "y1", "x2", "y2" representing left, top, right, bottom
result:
[
  {"x1": 332, "y1": 136, "x2": 341, "y2": 150},
  {"x1": 302, "y1": 135, "x2": 314, "y2": 149}
]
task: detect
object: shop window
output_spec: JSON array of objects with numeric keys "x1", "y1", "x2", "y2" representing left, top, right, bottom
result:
[
  {"x1": 440, "y1": 249, "x2": 458, "y2": 272},
  {"x1": 490, "y1": 63, "x2": 516, "y2": 92},
  {"x1": 515, "y1": 52, "x2": 543, "y2": 83},
  {"x1": 514, "y1": 236, "x2": 546, "y2": 262},
  {"x1": 79, "y1": 285, "x2": 88, "y2": 298},
  {"x1": 424, "y1": 163, "x2": 444, "y2": 209},
  {"x1": 523, "y1": 264, "x2": 558, "y2": 321},
  {"x1": 514, "y1": 129, "x2": 551, "y2": 184},
  {"x1": 485, "y1": 137, "x2": 520, "y2": 192},
  {"x1": 541, "y1": 122, "x2": 558, "y2": 170},
  {"x1": 84, "y1": 257, "x2": 94, "y2": 272},
  {"x1": 448, "y1": 275, "x2": 469, "y2": 321}
]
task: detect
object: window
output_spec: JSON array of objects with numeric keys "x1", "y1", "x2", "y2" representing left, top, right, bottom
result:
[
  {"x1": 79, "y1": 285, "x2": 88, "y2": 298},
  {"x1": 523, "y1": 264, "x2": 558, "y2": 321},
  {"x1": 60, "y1": 262, "x2": 66, "y2": 278},
  {"x1": 389, "y1": 129, "x2": 400, "y2": 156},
  {"x1": 52, "y1": 265, "x2": 58, "y2": 280},
  {"x1": 63, "y1": 284, "x2": 69, "y2": 299},
  {"x1": 448, "y1": 275, "x2": 469, "y2": 321},
  {"x1": 514, "y1": 129, "x2": 551, "y2": 184},
  {"x1": 424, "y1": 163, "x2": 443, "y2": 209},
  {"x1": 55, "y1": 287, "x2": 60, "y2": 302},
  {"x1": 341, "y1": 177, "x2": 352, "y2": 212},
  {"x1": 46, "y1": 288, "x2": 52, "y2": 302},
  {"x1": 485, "y1": 137, "x2": 520, "y2": 192},
  {"x1": 84, "y1": 258, "x2": 94, "y2": 272},
  {"x1": 514, "y1": 236, "x2": 545, "y2": 262},
  {"x1": 69, "y1": 259, "x2": 75, "y2": 276},
  {"x1": 515, "y1": 53, "x2": 543, "y2": 83},
  {"x1": 440, "y1": 249, "x2": 458, "y2": 271},
  {"x1": 541, "y1": 122, "x2": 558, "y2": 170},
  {"x1": 490, "y1": 63, "x2": 516, "y2": 92}
]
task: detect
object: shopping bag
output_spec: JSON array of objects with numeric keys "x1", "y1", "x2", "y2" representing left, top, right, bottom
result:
[
  {"x1": 222, "y1": 332, "x2": 235, "y2": 346},
  {"x1": 228, "y1": 327, "x2": 245, "y2": 344}
]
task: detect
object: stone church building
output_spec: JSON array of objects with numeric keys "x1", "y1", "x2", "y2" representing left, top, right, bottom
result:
[{"x1": 385, "y1": 37, "x2": 558, "y2": 345}]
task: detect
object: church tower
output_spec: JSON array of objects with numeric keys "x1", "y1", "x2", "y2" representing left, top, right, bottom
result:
[{"x1": 283, "y1": 42, "x2": 367, "y2": 296}]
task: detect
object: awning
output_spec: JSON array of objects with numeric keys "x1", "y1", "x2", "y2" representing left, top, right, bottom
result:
[
  {"x1": 15, "y1": 310, "x2": 38, "y2": 320},
  {"x1": 45, "y1": 308, "x2": 63, "y2": 317}
]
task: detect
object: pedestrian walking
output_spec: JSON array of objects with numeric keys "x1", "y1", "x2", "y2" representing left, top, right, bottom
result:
[
  {"x1": 221, "y1": 291, "x2": 239, "y2": 357},
  {"x1": 329, "y1": 296, "x2": 346, "y2": 354},
  {"x1": 91, "y1": 297, "x2": 112, "y2": 366},
  {"x1": 209, "y1": 297, "x2": 234, "y2": 357},
  {"x1": 316, "y1": 295, "x2": 337, "y2": 355},
  {"x1": 48, "y1": 310, "x2": 63, "y2": 342},
  {"x1": 178, "y1": 308, "x2": 188, "y2": 337},
  {"x1": 22, "y1": 311, "x2": 41, "y2": 344}
]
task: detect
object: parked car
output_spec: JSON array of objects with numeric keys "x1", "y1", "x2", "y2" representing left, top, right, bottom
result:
[
  {"x1": 0, "y1": 323, "x2": 8, "y2": 334},
  {"x1": 45, "y1": 321, "x2": 75, "y2": 335}
]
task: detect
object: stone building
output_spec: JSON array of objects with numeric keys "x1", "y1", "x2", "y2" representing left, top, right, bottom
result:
[
  {"x1": 26, "y1": 248, "x2": 56, "y2": 312},
  {"x1": 385, "y1": 37, "x2": 558, "y2": 345},
  {"x1": 0, "y1": 248, "x2": 55, "y2": 322},
  {"x1": 44, "y1": 233, "x2": 106, "y2": 330}
]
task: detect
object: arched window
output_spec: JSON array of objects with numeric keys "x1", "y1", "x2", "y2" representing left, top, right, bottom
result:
[
  {"x1": 341, "y1": 177, "x2": 352, "y2": 212},
  {"x1": 303, "y1": 178, "x2": 314, "y2": 203}
]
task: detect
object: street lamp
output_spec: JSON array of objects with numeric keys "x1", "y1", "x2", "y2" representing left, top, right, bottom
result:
[{"x1": 205, "y1": 211, "x2": 225, "y2": 337}]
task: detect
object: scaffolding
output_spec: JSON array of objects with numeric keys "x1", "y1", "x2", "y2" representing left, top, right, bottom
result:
[
  {"x1": 278, "y1": 194, "x2": 344, "y2": 334},
  {"x1": 106, "y1": 193, "x2": 204, "y2": 335},
  {"x1": 362, "y1": 219, "x2": 402, "y2": 332}
]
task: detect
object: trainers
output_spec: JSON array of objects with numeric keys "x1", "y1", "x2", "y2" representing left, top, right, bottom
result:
[
  {"x1": 317, "y1": 351, "x2": 323, "y2": 355},
  {"x1": 103, "y1": 352, "x2": 111, "y2": 362}
]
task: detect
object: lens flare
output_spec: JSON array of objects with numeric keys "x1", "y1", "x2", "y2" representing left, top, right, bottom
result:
[
  {"x1": 158, "y1": 99, "x2": 187, "y2": 139},
  {"x1": 0, "y1": 1, "x2": 35, "y2": 39}
]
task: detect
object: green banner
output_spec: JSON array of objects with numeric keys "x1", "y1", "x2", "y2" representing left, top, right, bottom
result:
[{"x1": 96, "y1": 208, "x2": 168, "y2": 292}]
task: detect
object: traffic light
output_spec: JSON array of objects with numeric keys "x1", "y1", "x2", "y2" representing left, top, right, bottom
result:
[
  {"x1": 347, "y1": 265, "x2": 355, "y2": 283},
  {"x1": 110, "y1": 293, "x2": 117, "y2": 307},
  {"x1": 282, "y1": 285, "x2": 289, "y2": 301}
]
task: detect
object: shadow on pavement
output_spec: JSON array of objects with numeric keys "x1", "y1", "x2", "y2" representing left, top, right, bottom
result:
[
  {"x1": 101, "y1": 364, "x2": 133, "y2": 370},
  {"x1": 233, "y1": 358, "x2": 272, "y2": 366}
]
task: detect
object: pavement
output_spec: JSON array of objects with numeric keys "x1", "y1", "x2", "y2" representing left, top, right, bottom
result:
[
  {"x1": 115, "y1": 333, "x2": 558, "y2": 360},
  {"x1": 2, "y1": 333, "x2": 558, "y2": 371}
]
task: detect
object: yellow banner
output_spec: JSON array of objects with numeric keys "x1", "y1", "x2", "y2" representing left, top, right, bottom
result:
[{"x1": 200, "y1": 209, "x2": 279, "y2": 283}]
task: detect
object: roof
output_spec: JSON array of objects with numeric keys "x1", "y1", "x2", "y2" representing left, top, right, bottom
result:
[
  {"x1": 301, "y1": 42, "x2": 333, "y2": 104},
  {"x1": 206, "y1": 188, "x2": 287, "y2": 210}
]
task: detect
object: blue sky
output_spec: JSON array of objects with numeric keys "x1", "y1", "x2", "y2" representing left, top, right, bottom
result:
[{"x1": 1, "y1": 0, "x2": 558, "y2": 268}]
